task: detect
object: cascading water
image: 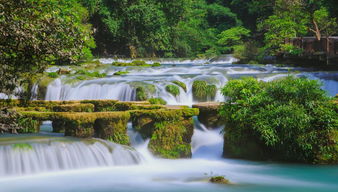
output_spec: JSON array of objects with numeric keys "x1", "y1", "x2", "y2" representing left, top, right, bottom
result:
[
  {"x1": 43, "y1": 60, "x2": 338, "y2": 104},
  {"x1": 1, "y1": 59, "x2": 338, "y2": 191},
  {"x1": 0, "y1": 138, "x2": 143, "y2": 177}
]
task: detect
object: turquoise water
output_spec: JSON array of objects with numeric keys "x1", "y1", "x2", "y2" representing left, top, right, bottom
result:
[
  {"x1": 1, "y1": 157, "x2": 337, "y2": 192},
  {"x1": 0, "y1": 130, "x2": 337, "y2": 192}
]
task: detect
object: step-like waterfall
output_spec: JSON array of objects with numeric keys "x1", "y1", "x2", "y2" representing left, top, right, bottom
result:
[
  {"x1": 0, "y1": 138, "x2": 143, "y2": 177},
  {"x1": 42, "y1": 61, "x2": 338, "y2": 104}
]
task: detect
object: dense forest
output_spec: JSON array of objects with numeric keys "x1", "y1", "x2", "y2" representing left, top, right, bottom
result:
[{"x1": 1, "y1": 0, "x2": 338, "y2": 94}]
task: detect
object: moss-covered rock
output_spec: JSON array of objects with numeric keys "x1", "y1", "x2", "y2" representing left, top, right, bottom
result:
[
  {"x1": 17, "y1": 117, "x2": 41, "y2": 133},
  {"x1": 131, "y1": 108, "x2": 198, "y2": 158},
  {"x1": 112, "y1": 60, "x2": 151, "y2": 67},
  {"x1": 129, "y1": 82, "x2": 156, "y2": 101},
  {"x1": 152, "y1": 62, "x2": 161, "y2": 67},
  {"x1": 94, "y1": 112, "x2": 130, "y2": 145},
  {"x1": 192, "y1": 80, "x2": 217, "y2": 102},
  {"x1": 148, "y1": 98, "x2": 167, "y2": 105},
  {"x1": 172, "y1": 81, "x2": 187, "y2": 92},
  {"x1": 136, "y1": 87, "x2": 148, "y2": 101},
  {"x1": 165, "y1": 85, "x2": 180, "y2": 97},
  {"x1": 113, "y1": 71, "x2": 129, "y2": 75},
  {"x1": 209, "y1": 176, "x2": 231, "y2": 185},
  {"x1": 192, "y1": 102, "x2": 223, "y2": 128},
  {"x1": 53, "y1": 103, "x2": 95, "y2": 112},
  {"x1": 81, "y1": 100, "x2": 118, "y2": 112},
  {"x1": 52, "y1": 119, "x2": 66, "y2": 133},
  {"x1": 37, "y1": 76, "x2": 55, "y2": 100},
  {"x1": 47, "y1": 72, "x2": 59, "y2": 78}
]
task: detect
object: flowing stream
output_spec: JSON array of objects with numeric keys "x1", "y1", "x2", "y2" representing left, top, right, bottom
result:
[{"x1": 1, "y1": 58, "x2": 338, "y2": 191}]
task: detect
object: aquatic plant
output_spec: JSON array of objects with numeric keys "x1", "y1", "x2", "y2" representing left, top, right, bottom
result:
[
  {"x1": 165, "y1": 85, "x2": 180, "y2": 97},
  {"x1": 220, "y1": 77, "x2": 338, "y2": 164},
  {"x1": 172, "y1": 81, "x2": 187, "y2": 92}
]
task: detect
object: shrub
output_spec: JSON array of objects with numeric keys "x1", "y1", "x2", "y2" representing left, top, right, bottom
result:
[
  {"x1": 165, "y1": 85, "x2": 180, "y2": 96},
  {"x1": 148, "y1": 98, "x2": 167, "y2": 105},
  {"x1": 220, "y1": 77, "x2": 337, "y2": 164},
  {"x1": 172, "y1": 81, "x2": 187, "y2": 92}
]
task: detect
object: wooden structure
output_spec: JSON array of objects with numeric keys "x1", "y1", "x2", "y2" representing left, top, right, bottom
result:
[{"x1": 286, "y1": 37, "x2": 338, "y2": 59}]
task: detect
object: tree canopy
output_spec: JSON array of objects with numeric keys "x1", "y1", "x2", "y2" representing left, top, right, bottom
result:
[{"x1": 0, "y1": 0, "x2": 95, "y2": 95}]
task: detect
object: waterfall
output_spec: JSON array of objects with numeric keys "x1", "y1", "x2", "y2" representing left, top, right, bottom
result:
[
  {"x1": 41, "y1": 60, "x2": 338, "y2": 102},
  {"x1": 0, "y1": 138, "x2": 143, "y2": 177}
]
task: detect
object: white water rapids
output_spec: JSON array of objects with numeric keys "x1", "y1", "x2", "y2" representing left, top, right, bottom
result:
[
  {"x1": 0, "y1": 138, "x2": 143, "y2": 177},
  {"x1": 42, "y1": 59, "x2": 338, "y2": 104}
]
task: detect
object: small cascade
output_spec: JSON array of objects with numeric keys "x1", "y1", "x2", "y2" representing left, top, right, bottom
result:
[
  {"x1": 0, "y1": 138, "x2": 143, "y2": 177},
  {"x1": 191, "y1": 118, "x2": 224, "y2": 159}
]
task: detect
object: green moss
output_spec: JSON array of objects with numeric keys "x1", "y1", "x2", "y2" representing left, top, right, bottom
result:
[
  {"x1": 165, "y1": 85, "x2": 180, "y2": 96},
  {"x1": 131, "y1": 109, "x2": 197, "y2": 159},
  {"x1": 47, "y1": 72, "x2": 59, "y2": 78},
  {"x1": 113, "y1": 71, "x2": 129, "y2": 75},
  {"x1": 75, "y1": 69, "x2": 107, "y2": 80},
  {"x1": 53, "y1": 103, "x2": 95, "y2": 112},
  {"x1": 13, "y1": 107, "x2": 48, "y2": 112},
  {"x1": 112, "y1": 60, "x2": 152, "y2": 67},
  {"x1": 131, "y1": 108, "x2": 199, "y2": 121},
  {"x1": 136, "y1": 87, "x2": 148, "y2": 101},
  {"x1": 172, "y1": 81, "x2": 187, "y2": 92},
  {"x1": 132, "y1": 60, "x2": 147, "y2": 66},
  {"x1": 148, "y1": 98, "x2": 167, "y2": 105},
  {"x1": 18, "y1": 111, "x2": 58, "y2": 121},
  {"x1": 192, "y1": 80, "x2": 217, "y2": 101},
  {"x1": 12, "y1": 143, "x2": 33, "y2": 151},
  {"x1": 152, "y1": 62, "x2": 161, "y2": 67},
  {"x1": 129, "y1": 82, "x2": 156, "y2": 101},
  {"x1": 148, "y1": 120, "x2": 193, "y2": 158},
  {"x1": 94, "y1": 112, "x2": 130, "y2": 145},
  {"x1": 81, "y1": 100, "x2": 118, "y2": 112}
]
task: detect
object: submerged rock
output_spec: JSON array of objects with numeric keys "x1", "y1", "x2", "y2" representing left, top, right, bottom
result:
[{"x1": 209, "y1": 176, "x2": 231, "y2": 185}]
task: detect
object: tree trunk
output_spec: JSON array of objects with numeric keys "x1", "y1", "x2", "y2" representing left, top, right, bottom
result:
[
  {"x1": 326, "y1": 37, "x2": 330, "y2": 65},
  {"x1": 312, "y1": 20, "x2": 321, "y2": 41}
]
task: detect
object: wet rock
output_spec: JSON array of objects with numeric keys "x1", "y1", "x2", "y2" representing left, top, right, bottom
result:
[{"x1": 192, "y1": 102, "x2": 223, "y2": 129}]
